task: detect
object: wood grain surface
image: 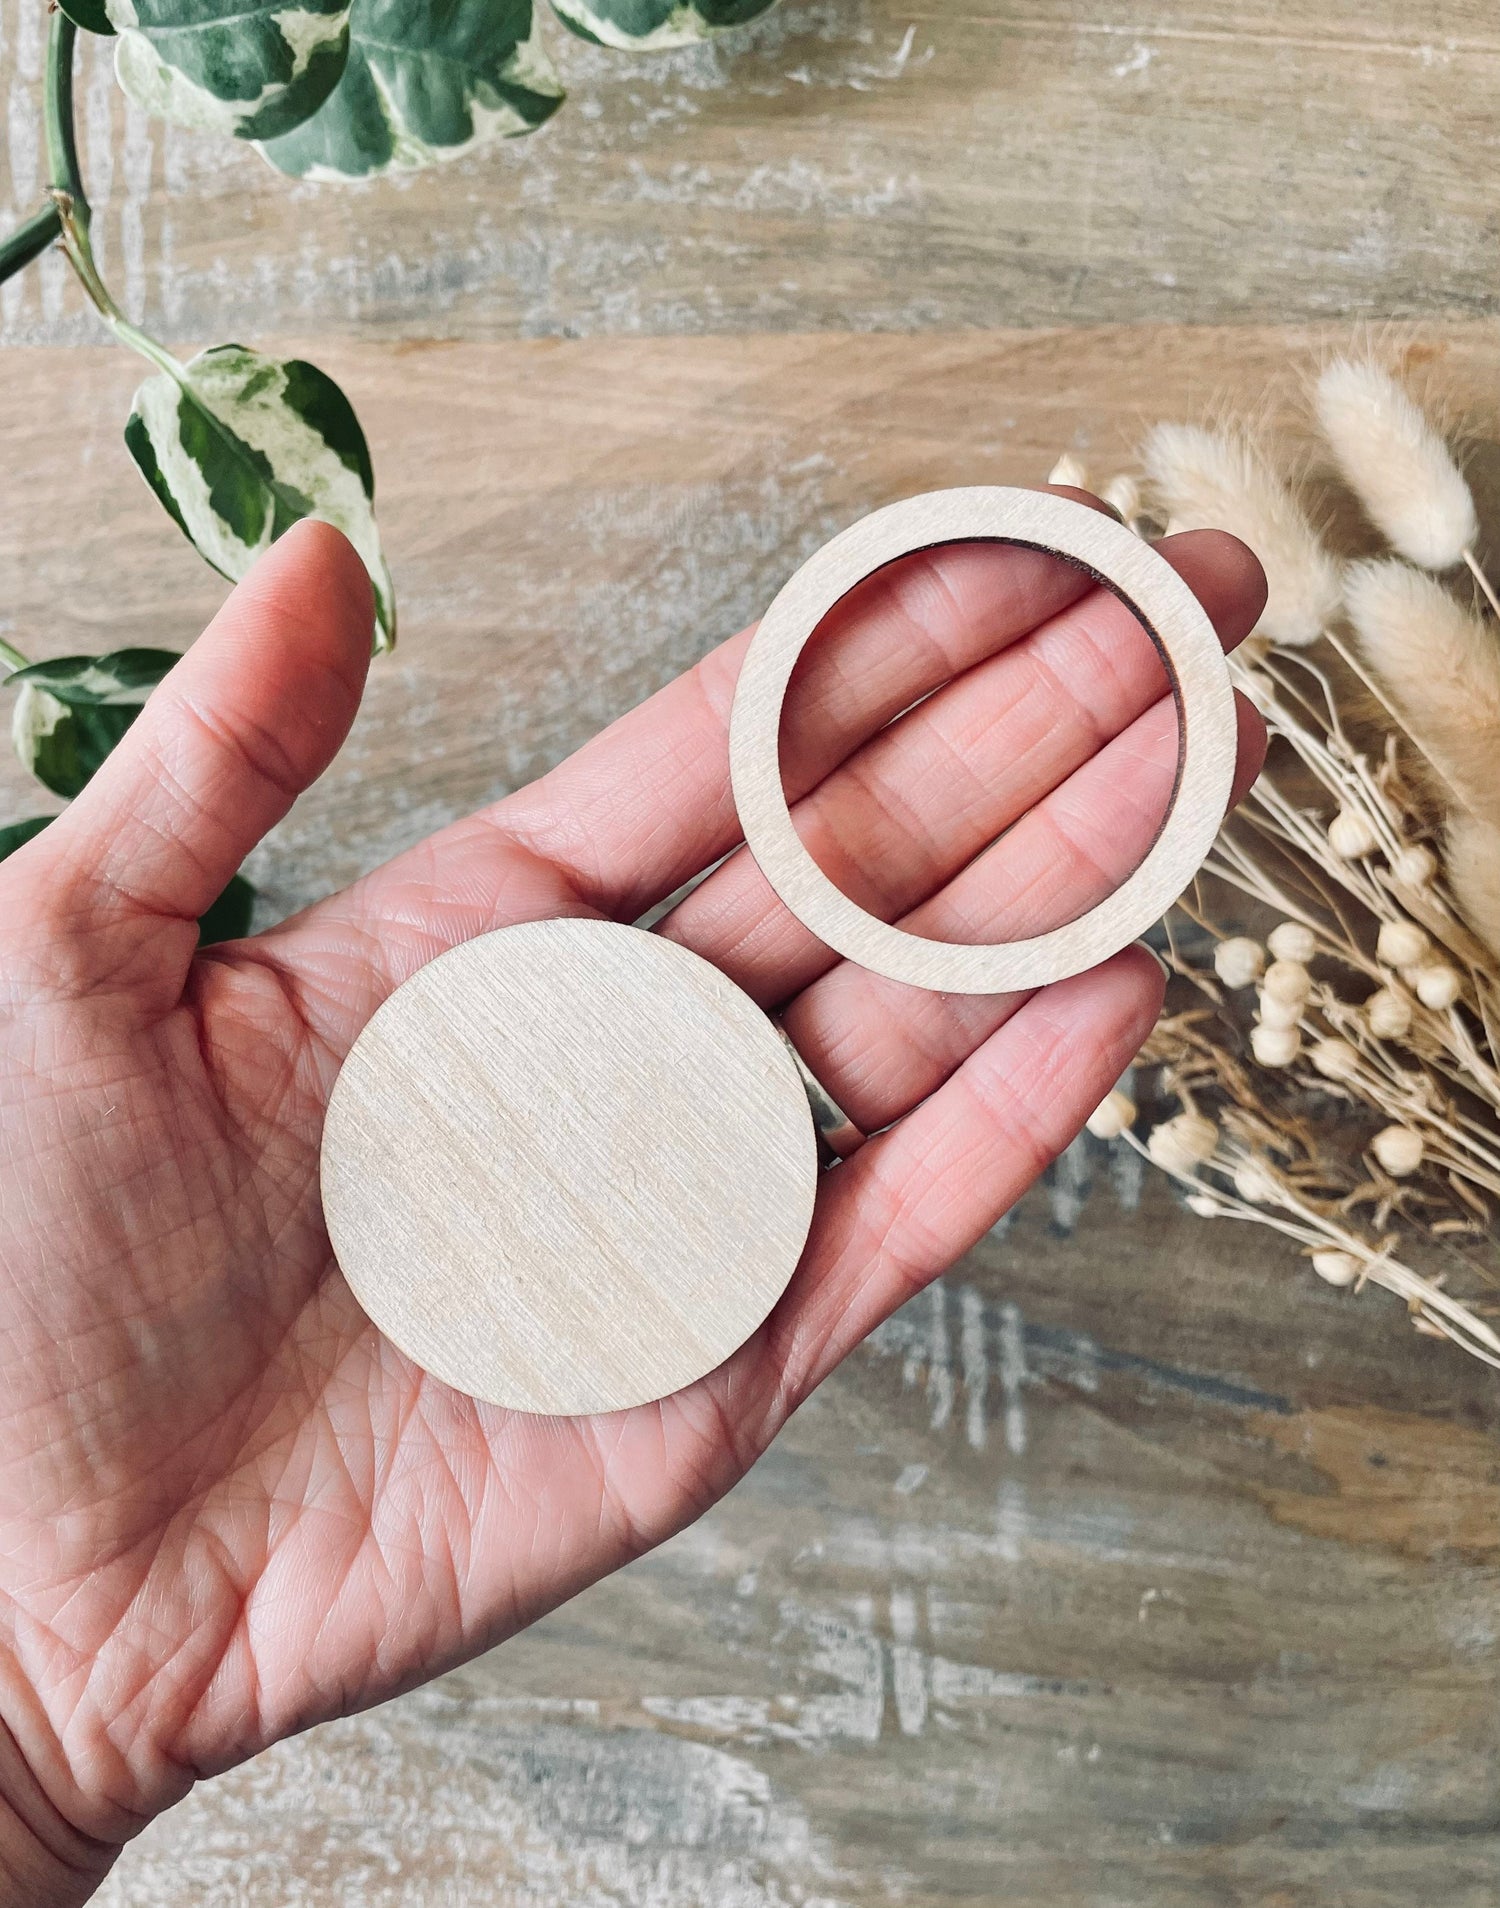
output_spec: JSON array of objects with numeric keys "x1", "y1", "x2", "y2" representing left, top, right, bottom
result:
[
  {"x1": 2, "y1": 0, "x2": 1498, "y2": 343},
  {"x1": 87, "y1": 1167, "x2": 1500, "y2": 1908},
  {"x1": 729, "y1": 485, "x2": 1236, "y2": 991},
  {"x1": 3, "y1": 0, "x2": 1500, "y2": 1893},
  {"x1": 320, "y1": 919, "x2": 818, "y2": 1415}
]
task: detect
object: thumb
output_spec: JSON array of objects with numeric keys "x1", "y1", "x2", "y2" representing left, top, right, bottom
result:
[{"x1": 32, "y1": 520, "x2": 372, "y2": 983}]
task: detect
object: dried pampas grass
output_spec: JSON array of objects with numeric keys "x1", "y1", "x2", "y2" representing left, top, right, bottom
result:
[
  {"x1": 1070, "y1": 351, "x2": 1500, "y2": 1371},
  {"x1": 1314, "y1": 357, "x2": 1479, "y2": 572},
  {"x1": 1142, "y1": 423, "x2": 1342, "y2": 647}
]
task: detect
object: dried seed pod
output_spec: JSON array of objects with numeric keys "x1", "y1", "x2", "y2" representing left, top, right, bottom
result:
[
  {"x1": 1250, "y1": 1022, "x2": 1301, "y2": 1068},
  {"x1": 1415, "y1": 963, "x2": 1461, "y2": 1010},
  {"x1": 1213, "y1": 936, "x2": 1265, "y2": 988},
  {"x1": 1267, "y1": 921, "x2": 1317, "y2": 964},
  {"x1": 1262, "y1": 958, "x2": 1312, "y2": 1006},
  {"x1": 1256, "y1": 989, "x2": 1303, "y2": 1031},
  {"x1": 1186, "y1": 1192, "x2": 1224, "y2": 1218},
  {"x1": 1371, "y1": 1123, "x2": 1425, "y2": 1177},
  {"x1": 1310, "y1": 1037, "x2": 1360, "y2": 1081},
  {"x1": 1233, "y1": 1156, "x2": 1284, "y2": 1205},
  {"x1": 1328, "y1": 807, "x2": 1379, "y2": 859},
  {"x1": 1311, "y1": 1249, "x2": 1362, "y2": 1288},
  {"x1": 1147, "y1": 1112, "x2": 1220, "y2": 1174},
  {"x1": 1389, "y1": 843, "x2": 1438, "y2": 889},
  {"x1": 1086, "y1": 1088, "x2": 1136, "y2": 1140},
  {"x1": 1377, "y1": 919, "x2": 1430, "y2": 968},
  {"x1": 1364, "y1": 985, "x2": 1413, "y2": 1040}
]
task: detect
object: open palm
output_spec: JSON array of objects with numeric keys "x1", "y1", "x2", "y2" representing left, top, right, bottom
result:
[{"x1": 0, "y1": 510, "x2": 1264, "y2": 1899}]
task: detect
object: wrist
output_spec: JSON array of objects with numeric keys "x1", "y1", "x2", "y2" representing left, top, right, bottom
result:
[{"x1": 0, "y1": 1717, "x2": 117, "y2": 1907}]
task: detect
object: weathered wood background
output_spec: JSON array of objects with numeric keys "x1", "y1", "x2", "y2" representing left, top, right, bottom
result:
[{"x1": 3, "y1": 1, "x2": 1500, "y2": 1901}]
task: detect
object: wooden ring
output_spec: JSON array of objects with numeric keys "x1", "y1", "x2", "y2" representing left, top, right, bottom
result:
[{"x1": 728, "y1": 486, "x2": 1237, "y2": 995}]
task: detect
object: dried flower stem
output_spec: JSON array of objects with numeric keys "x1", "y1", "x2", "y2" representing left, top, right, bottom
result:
[
  {"x1": 1461, "y1": 547, "x2": 1500, "y2": 623},
  {"x1": 1119, "y1": 1130, "x2": 1500, "y2": 1368},
  {"x1": 1090, "y1": 355, "x2": 1500, "y2": 1371}
]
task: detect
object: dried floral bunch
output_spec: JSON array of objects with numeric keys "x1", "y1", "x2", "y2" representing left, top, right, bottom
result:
[{"x1": 1054, "y1": 356, "x2": 1500, "y2": 1367}]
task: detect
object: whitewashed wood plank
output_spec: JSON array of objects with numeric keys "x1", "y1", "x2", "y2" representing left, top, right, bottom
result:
[{"x1": 3, "y1": 0, "x2": 1499, "y2": 343}]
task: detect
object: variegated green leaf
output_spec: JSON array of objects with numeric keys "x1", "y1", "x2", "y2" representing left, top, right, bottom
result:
[
  {"x1": 58, "y1": 0, "x2": 115, "y2": 36},
  {"x1": 10, "y1": 648, "x2": 178, "y2": 799},
  {"x1": 0, "y1": 814, "x2": 257, "y2": 944},
  {"x1": 0, "y1": 817, "x2": 54, "y2": 862},
  {"x1": 549, "y1": 0, "x2": 777, "y2": 51},
  {"x1": 107, "y1": 0, "x2": 350, "y2": 140},
  {"x1": 12, "y1": 693, "x2": 137, "y2": 798},
  {"x1": 197, "y1": 870, "x2": 256, "y2": 943},
  {"x1": 125, "y1": 344, "x2": 395, "y2": 651},
  {"x1": 258, "y1": 0, "x2": 562, "y2": 181},
  {"x1": 8, "y1": 648, "x2": 181, "y2": 708}
]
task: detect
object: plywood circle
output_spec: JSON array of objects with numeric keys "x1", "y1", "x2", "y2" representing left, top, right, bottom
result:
[
  {"x1": 729, "y1": 486, "x2": 1238, "y2": 995},
  {"x1": 320, "y1": 918, "x2": 819, "y2": 1416}
]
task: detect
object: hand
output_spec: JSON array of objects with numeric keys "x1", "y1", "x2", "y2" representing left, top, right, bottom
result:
[{"x1": 0, "y1": 507, "x2": 1265, "y2": 1900}]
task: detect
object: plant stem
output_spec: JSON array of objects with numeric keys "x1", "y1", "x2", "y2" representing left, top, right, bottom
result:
[
  {"x1": 43, "y1": 11, "x2": 185, "y2": 383},
  {"x1": 1462, "y1": 546, "x2": 1500, "y2": 623},
  {"x1": 1122, "y1": 1130, "x2": 1500, "y2": 1366},
  {"x1": 0, "y1": 636, "x2": 32, "y2": 674},
  {"x1": 50, "y1": 193, "x2": 184, "y2": 378},
  {"x1": 0, "y1": 14, "x2": 182, "y2": 386},
  {"x1": 0, "y1": 204, "x2": 62, "y2": 287},
  {"x1": 45, "y1": 15, "x2": 88, "y2": 235},
  {"x1": 0, "y1": 12, "x2": 76, "y2": 287}
]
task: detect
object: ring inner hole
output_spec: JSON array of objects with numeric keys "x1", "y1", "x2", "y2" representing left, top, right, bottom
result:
[{"x1": 775, "y1": 536, "x2": 1184, "y2": 949}]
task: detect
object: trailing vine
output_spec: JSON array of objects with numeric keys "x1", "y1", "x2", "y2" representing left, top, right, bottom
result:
[{"x1": 0, "y1": 0, "x2": 778, "y2": 933}]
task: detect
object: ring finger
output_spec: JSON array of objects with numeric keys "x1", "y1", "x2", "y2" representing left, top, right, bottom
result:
[{"x1": 776, "y1": 682, "x2": 1263, "y2": 1140}]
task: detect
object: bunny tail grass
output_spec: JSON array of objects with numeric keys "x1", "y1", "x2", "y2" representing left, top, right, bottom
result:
[
  {"x1": 1143, "y1": 423, "x2": 1341, "y2": 648},
  {"x1": 1315, "y1": 357, "x2": 1478, "y2": 573},
  {"x1": 1344, "y1": 557, "x2": 1500, "y2": 826},
  {"x1": 1446, "y1": 811, "x2": 1500, "y2": 961}
]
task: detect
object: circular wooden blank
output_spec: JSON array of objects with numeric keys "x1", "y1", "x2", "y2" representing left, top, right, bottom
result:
[
  {"x1": 320, "y1": 918, "x2": 819, "y2": 1416},
  {"x1": 728, "y1": 486, "x2": 1238, "y2": 995}
]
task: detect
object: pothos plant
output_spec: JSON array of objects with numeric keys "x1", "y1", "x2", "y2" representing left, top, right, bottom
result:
[{"x1": 0, "y1": 0, "x2": 776, "y2": 936}]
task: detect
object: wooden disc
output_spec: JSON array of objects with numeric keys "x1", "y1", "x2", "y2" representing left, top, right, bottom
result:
[
  {"x1": 320, "y1": 919, "x2": 819, "y2": 1416},
  {"x1": 728, "y1": 486, "x2": 1238, "y2": 994}
]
